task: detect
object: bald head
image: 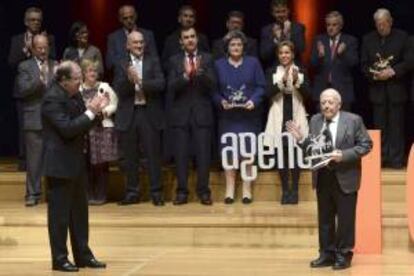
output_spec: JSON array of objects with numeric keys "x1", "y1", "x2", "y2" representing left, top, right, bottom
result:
[
  {"x1": 32, "y1": 34, "x2": 49, "y2": 61},
  {"x1": 127, "y1": 30, "x2": 145, "y2": 57},
  {"x1": 119, "y1": 5, "x2": 137, "y2": 31},
  {"x1": 320, "y1": 89, "x2": 342, "y2": 119}
]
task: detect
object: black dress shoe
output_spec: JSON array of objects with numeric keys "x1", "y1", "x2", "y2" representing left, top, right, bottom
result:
[
  {"x1": 280, "y1": 193, "x2": 289, "y2": 205},
  {"x1": 332, "y1": 253, "x2": 352, "y2": 270},
  {"x1": 118, "y1": 196, "x2": 139, "y2": 206},
  {"x1": 224, "y1": 197, "x2": 234, "y2": 204},
  {"x1": 242, "y1": 197, "x2": 252, "y2": 204},
  {"x1": 310, "y1": 254, "x2": 335, "y2": 268},
  {"x1": 77, "y1": 257, "x2": 106, "y2": 269},
  {"x1": 151, "y1": 196, "x2": 165, "y2": 206},
  {"x1": 173, "y1": 197, "x2": 188, "y2": 205},
  {"x1": 52, "y1": 260, "x2": 79, "y2": 272},
  {"x1": 288, "y1": 192, "x2": 298, "y2": 204},
  {"x1": 200, "y1": 195, "x2": 213, "y2": 205}
]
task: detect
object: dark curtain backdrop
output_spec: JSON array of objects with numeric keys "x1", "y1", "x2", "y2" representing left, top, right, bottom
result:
[{"x1": 1, "y1": 0, "x2": 414, "y2": 156}]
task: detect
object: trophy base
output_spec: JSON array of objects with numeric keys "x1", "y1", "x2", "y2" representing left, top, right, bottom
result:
[{"x1": 229, "y1": 103, "x2": 246, "y2": 108}]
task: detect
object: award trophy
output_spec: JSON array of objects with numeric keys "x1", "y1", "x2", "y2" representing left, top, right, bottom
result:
[
  {"x1": 304, "y1": 132, "x2": 335, "y2": 171},
  {"x1": 227, "y1": 84, "x2": 248, "y2": 108},
  {"x1": 369, "y1": 53, "x2": 394, "y2": 75}
]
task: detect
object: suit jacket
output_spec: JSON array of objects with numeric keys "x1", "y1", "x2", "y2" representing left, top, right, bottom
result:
[
  {"x1": 167, "y1": 51, "x2": 216, "y2": 127},
  {"x1": 63, "y1": 45, "x2": 104, "y2": 76},
  {"x1": 112, "y1": 55, "x2": 166, "y2": 131},
  {"x1": 42, "y1": 82, "x2": 95, "y2": 179},
  {"x1": 15, "y1": 57, "x2": 55, "y2": 130},
  {"x1": 305, "y1": 111, "x2": 372, "y2": 193},
  {"x1": 8, "y1": 33, "x2": 56, "y2": 70},
  {"x1": 106, "y1": 27, "x2": 159, "y2": 71},
  {"x1": 361, "y1": 28, "x2": 409, "y2": 104},
  {"x1": 212, "y1": 36, "x2": 258, "y2": 60},
  {"x1": 260, "y1": 21, "x2": 305, "y2": 67},
  {"x1": 310, "y1": 33, "x2": 358, "y2": 103},
  {"x1": 162, "y1": 29, "x2": 210, "y2": 69}
]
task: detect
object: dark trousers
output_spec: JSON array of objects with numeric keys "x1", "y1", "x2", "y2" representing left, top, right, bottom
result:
[
  {"x1": 87, "y1": 162, "x2": 109, "y2": 202},
  {"x1": 16, "y1": 101, "x2": 26, "y2": 169},
  {"x1": 372, "y1": 103, "x2": 405, "y2": 166},
  {"x1": 24, "y1": 130, "x2": 43, "y2": 200},
  {"x1": 317, "y1": 168, "x2": 357, "y2": 254},
  {"x1": 173, "y1": 119, "x2": 212, "y2": 198},
  {"x1": 118, "y1": 106, "x2": 162, "y2": 198},
  {"x1": 46, "y1": 171, "x2": 93, "y2": 264}
]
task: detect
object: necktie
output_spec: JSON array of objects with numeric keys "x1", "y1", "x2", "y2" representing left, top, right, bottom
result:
[
  {"x1": 40, "y1": 60, "x2": 49, "y2": 85},
  {"x1": 330, "y1": 38, "x2": 338, "y2": 60},
  {"x1": 323, "y1": 119, "x2": 334, "y2": 153},
  {"x1": 188, "y1": 53, "x2": 196, "y2": 78}
]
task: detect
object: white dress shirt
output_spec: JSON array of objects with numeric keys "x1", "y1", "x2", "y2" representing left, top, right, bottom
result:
[
  {"x1": 323, "y1": 111, "x2": 340, "y2": 147},
  {"x1": 130, "y1": 53, "x2": 146, "y2": 105}
]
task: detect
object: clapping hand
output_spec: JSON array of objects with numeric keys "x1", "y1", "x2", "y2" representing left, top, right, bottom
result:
[
  {"x1": 292, "y1": 68, "x2": 299, "y2": 85},
  {"x1": 317, "y1": 41, "x2": 325, "y2": 57},
  {"x1": 285, "y1": 120, "x2": 304, "y2": 141},
  {"x1": 87, "y1": 93, "x2": 109, "y2": 115},
  {"x1": 337, "y1": 42, "x2": 346, "y2": 55},
  {"x1": 127, "y1": 66, "x2": 141, "y2": 85}
]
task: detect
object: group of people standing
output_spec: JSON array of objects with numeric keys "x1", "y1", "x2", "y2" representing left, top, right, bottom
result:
[{"x1": 6, "y1": 0, "x2": 394, "y2": 271}]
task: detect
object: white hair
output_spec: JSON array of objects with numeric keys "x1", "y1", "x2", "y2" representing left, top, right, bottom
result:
[
  {"x1": 373, "y1": 8, "x2": 392, "y2": 21},
  {"x1": 320, "y1": 88, "x2": 342, "y2": 104}
]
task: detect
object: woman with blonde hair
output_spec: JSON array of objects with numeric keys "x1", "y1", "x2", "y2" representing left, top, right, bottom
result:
[{"x1": 80, "y1": 59, "x2": 118, "y2": 205}]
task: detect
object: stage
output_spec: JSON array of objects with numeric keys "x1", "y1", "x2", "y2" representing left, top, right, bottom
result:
[{"x1": 0, "y1": 160, "x2": 413, "y2": 275}]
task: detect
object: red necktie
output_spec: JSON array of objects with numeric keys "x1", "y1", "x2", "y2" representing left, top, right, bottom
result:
[
  {"x1": 188, "y1": 53, "x2": 196, "y2": 78},
  {"x1": 330, "y1": 38, "x2": 338, "y2": 60}
]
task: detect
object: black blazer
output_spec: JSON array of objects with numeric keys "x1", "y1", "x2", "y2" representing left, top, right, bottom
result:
[
  {"x1": 310, "y1": 33, "x2": 358, "y2": 103},
  {"x1": 212, "y1": 36, "x2": 258, "y2": 60},
  {"x1": 42, "y1": 82, "x2": 94, "y2": 179},
  {"x1": 361, "y1": 28, "x2": 409, "y2": 104},
  {"x1": 112, "y1": 55, "x2": 166, "y2": 131},
  {"x1": 167, "y1": 51, "x2": 216, "y2": 127}
]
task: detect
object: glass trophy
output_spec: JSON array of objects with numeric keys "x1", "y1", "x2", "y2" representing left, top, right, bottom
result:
[
  {"x1": 369, "y1": 53, "x2": 394, "y2": 74},
  {"x1": 227, "y1": 84, "x2": 248, "y2": 108},
  {"x1": 304, "y1": 132, "x2": 335, "y2": 171}
]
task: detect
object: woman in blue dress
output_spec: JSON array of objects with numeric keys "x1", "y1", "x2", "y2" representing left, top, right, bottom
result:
[{"x1": 213, "y1": 30, "x2": 266, "y2": 204}]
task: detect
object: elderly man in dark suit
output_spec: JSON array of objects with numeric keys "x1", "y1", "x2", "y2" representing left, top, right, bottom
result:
[
  {"x1": 42, "y1": 61, "x2": 107, "y2": 272},
  {"x1": 106, "y1": 5, "x2": 159, "y2": 72},
  {"x1": 162, "y1": 5, "x2": 210, "y2": 69},
  {"x1": 167, "y1": 27, "x2": 216, "y2": 205},
  {"x1": 15, "y1": 34, "x2": 55, "y2": 207},
  {"x1": 260, "y1": 0, "x2": 305, "y2": 68},
  {"x1": 361, "y1": 8, "x2": 409, "y2": 168},
  {"x1": 113, "y1": 30, "x2": 166, "y2": 206},
  {"x1": 212, "y1": 10, "x2": 258, "y2": 60},
  {"x1": 310, "y1": 11, "x2": 358, "y2": 111},
  {"x1": 287, "y1": 88, "x2": 373, "y2": 270},
  {"x1": 8, "y1": 6, "x2": 56, "y2": 171}
]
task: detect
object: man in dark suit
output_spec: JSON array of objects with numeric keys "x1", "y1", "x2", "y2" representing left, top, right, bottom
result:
[
  {"x1": 8, "y1": 6, "x2": 56, "y2": 171},
  {"x1": 361, "y1": 8, "x2": 409, "y2": 168},
  {"x1": 113, "y1": 31, "x2": 166, "y2": 206},
  {"x1": 287, "y1": 88, "x2": 373, "y2": 270},
  {"x1": 260, "y1": 0, "x2": 305, "y2": 68},
  {"x1": 212, "y1": 10, "x2": 258, "y2": 60},
  {"x1": 310, "y1": 11, "x2": 358, "y2": 111},
  {"x1": 162, "y1": 5, "x2": 210, "y2": 69},
  {"x1": 167, "y1": 27, "x2": 216, "y2": 205},
  {"x1": 15, "y1": 34, "x2": 55, "y2": 207},
  {"x1": 42, "y1": 61, "x2": 107, "y2": 272},
  {"x1": 106, "y1": 5, "x2": 159, "y2": 72}
]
